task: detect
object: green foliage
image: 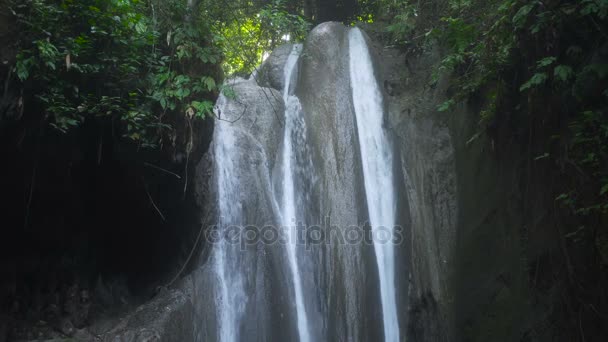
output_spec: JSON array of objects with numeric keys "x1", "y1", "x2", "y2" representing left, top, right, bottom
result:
[
  {"x1": 190, "y1": 100, "x2": 215, "y2": 118},
  {"x1": 385, "y1": 2, "x2": 417, "y2": 44},
  {"x1": 438, "y1": 99, "x2": 455, "y2": 112},
  {"x1": 9, "y1": 0, "x2": 312, "y2": 148},
  {"x1": 214, "y1": 0, "x2": 310, "y2": 76},
  {"x1": 387, "y1": 0, "x2": 608, "y2": 221},
  {"x1": 360, "y1": 0, "x2": 418, "y2": 44},
  {"x1": 10, "y1": 0, "x2": 222, "y2": 146},
  {"x1": 519, "y1": 72, "x2": 547, "y2": 91},
  {"x1": 554, "y1": 65, "x2": 574, "y2": 82}
]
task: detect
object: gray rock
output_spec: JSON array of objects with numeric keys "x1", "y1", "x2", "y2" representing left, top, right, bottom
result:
[
  {"x1": 191, "y1": 77, "x2": 297, "y2": 341},
  {"x1": 295, "y1": 22, "x2": 383, "y2": 341},
  {"x1": 374, "y1": 32, "x2": 457, "y2": 341},
  {"x1": 58, "y1": 317, "x2": 75, "y2": 337},
  {"x1": 101, "y1": 288, "x2": 194, "y2": 342},
  {"x1": 255, "y1": 44, "x2": 293, "y2": 90},
  {"x1": 218, "y1": 80, "x2": 285, "y2": 163}
]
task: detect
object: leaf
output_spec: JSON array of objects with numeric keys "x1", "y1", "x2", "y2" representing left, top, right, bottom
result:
[
  {"x1": 221, "y1": 85, "x2": 237, "y2": 99},
  {"x1": 15, "y1": 57, "x2": 31, "y2": 81},
  {"x1": 554, "y1": 65, "x2": 573, "y2": 82},
  {"x1": 176, "y1": 87, "x2": 191, "y2": 99},
  {"x1": 513, "y1": 3, "x2": 535, "y2": 28},
  {"x1": 601, "y1": 184, "x2": 608, "y2": 196},
  {"x1": 564, "y1": 226, "x2": 585, "y2": 239},
  {"x1": 588, "y1": 63, "x2": 608, "y2": 78},
  {"x1": 567, "y1": 45, "x2": 582, "y2": 57},
  {"x1": 191, "y1": 100, "x2": 214, "y2": 118},
  {"x1": 520, "y1": 73, "x2": 547, "y2": 91},
  {"x1": 204, "y1": 76, "x2": 216, "y2": 91},
  {"x1": 536, "y1": 56, "x2": 556, "y2": 68},
  {"x1": 438, "y1": 99, "x2": 455, "y2": 112},
  {"x1": 466, "y1": 131, "x2": 482, "y2": 146}
]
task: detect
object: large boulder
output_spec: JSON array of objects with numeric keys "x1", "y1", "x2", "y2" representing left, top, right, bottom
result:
[
  {"x1": 369, "y1": 27, "x2": 458, "y2": 341},
  {"x1": 100, "y1": 288, "x2": 195, "y2": 342},
  {"x1": 86, "y1": 78, "x2": 293, "y2": 342},
  {"x1": 255, "y1": 44, "x2": 294, "y2": 91},
  {"x1": 296, "y1": 22, "x2": 384, "y2": 341},
  {"x1": 192, "y1": 78, "x2": 298, "y2": 342}
]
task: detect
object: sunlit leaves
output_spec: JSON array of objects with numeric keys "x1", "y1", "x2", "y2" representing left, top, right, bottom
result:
[{"x1": 218, "y1": 0, "x2": 310, "y2": 76}]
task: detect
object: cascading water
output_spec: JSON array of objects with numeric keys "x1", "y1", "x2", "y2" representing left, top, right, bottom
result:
[
  {"x1": 348, "y1": 27, "x2": 400, "y2": 342},
  {"x1": 205, "y1": 25, "x2": 404, "y2": 342},
  {"x1": 212, "y1": 94, "x2": 248, "y2": 342},
  {"x1": 278, "y1": 44, "x2": 311, "y2": 342}
]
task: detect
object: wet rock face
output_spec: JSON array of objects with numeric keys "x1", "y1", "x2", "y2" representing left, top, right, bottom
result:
[
  {"x1": 296, "y1": 22, "x2": 382, "y2": 342},
  {"x1": 219, "y1": 80, "x2": 285, "y2": 170},
  {"x1": 363, "y1": 25, "x2": 458, "y2": 341},
  {"x1": 192, "y1": 78, "x2": 298, "y2": 342},
  {"x1": 70, "y1": 23, "x2": 458, "y2": 342},
  {"x1": 256, "y1": 44, "x2": 294, "y2": 91}
]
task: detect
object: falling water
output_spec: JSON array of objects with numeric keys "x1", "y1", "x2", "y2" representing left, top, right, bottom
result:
[
  {"x1": 279, "y1": 44, "x2": 311, "y2": 342},
  {"x1": 348, "y1": 28, "x2": 400, "y2": 342},
  {"x1": 213, "y1": 94, "x2": 248, "y2": 342}
]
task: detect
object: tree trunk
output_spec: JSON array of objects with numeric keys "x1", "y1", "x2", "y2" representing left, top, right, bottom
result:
[{"x1": 315, "y1": 0, "x2": 337, "y2": 22}]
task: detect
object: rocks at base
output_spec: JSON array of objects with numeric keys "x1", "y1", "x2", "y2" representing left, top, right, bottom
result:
[{"x1": 99, "y1": 288, "x2": 194, "y2": 342}]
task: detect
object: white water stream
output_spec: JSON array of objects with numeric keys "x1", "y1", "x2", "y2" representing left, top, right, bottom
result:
[
  {"x1": 279, "y1": 44, "x2": 311, "y2": 342},
  {"x1": 349, "y1": 27, "x2": 400, "y2": 342},
  {"x1": 213, "y1": 94, "x2": 248, "y2": 342}
]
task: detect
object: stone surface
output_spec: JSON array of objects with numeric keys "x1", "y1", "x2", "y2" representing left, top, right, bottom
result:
[
  {"x1": 296, "y1": 22, "x2": 385, "y2": 341},
  {"x1": 100, "y1": 288, "x2": 195, "y2": 342},
  {"x1": 31, "y1": 21, "x2": 537, "y2": 342},
  {"x1": 192, "y1": 77, "x2": 297, "y2": 342},
  {"x1": 255, "y1": 44, "x2": 294, "y2": 90},
  {"x1": 366, "y1": 18, "x2": 534, "y2": 340}
]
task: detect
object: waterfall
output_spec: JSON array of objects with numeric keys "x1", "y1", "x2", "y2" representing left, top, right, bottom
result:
[
  {"x1": 348, "y1": 28, "x2": 400, "y2": 342},
  {"x1": 213, "y1": 94, "x2": 248, "y2": 342},
  {"x1": 206, "y1": 25, "x2": 404, "y2": 342},
  {"x1": 278, "y1": 44, "x2": 311, "y2": 342}
]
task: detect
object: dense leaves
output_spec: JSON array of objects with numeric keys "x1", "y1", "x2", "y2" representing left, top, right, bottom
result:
[
  {"x1": 381, "y1": 1, "x2": 608, "y2": 338},
  {"x1": 10, "y1": 0, "x2": 219, "y2": 146},
  {"x1": 9, "y1": 0, "x2": 311, "y2": 146},
  {"x1": 386, "y1": 0, "x2": 608, "y2": 220},
  {"x1": 215, "y1": 0, "x2": 310, "y2": 75}
]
